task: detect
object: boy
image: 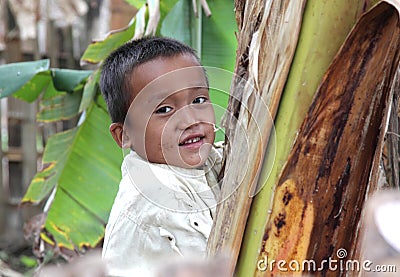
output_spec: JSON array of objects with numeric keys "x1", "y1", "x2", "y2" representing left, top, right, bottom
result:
[{"x1": 99, "y1": 37, "x2": 223, "y2": 276}]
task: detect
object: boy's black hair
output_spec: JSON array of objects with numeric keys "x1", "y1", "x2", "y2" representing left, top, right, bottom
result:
[{"x1": 100, "y1": 36, "x2": 200, "y2": 123}]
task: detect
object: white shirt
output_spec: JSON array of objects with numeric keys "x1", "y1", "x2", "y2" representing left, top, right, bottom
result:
[{"x1": 102, "y1": 147, "x2": 222, "y2": 276}]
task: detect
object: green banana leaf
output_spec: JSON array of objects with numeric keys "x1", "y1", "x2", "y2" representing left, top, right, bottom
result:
[
  {"x1": 80, "y1": 22, "x2": 136, "y2": 65},
  {"x1": 201, "y1": 0, "x2": 237, "y2": 141},
  {"x1": 37, "y1": 98, "x2": 122, "y2": 250},
  {"x1": 35, "y1": 69, "x2": 91, "y2": 122},
  {"x1": 12, "y1": 71, "x2": 51, "y2": 103},
  {"x1": 161, "y1": 0, "x2": 191, "y2": 45},
  {"x1": 0, "y1": 62, "x2": 116, "y2": 251},
  {"x1": 37, "y1": 88, "x2": 82, "y2": 122},
  {"x1": 124, "y1": 0, "x2": 146, "y2": 7},
  {"x1": 0, "y1": 60, "x2": 50, "y2": 101},
  {"x1": 22, "y1": 128, "x2": 76, "y2": 205},
  {"x1": 79, "y1": 69, "x2": 100, "y2": 113},
  {"x1": 51, "y1": 69, "x2": 92, "y2": 92},
  {"x1": 0, "y1": 61, "x2": 91, "y2": 104},
  {"x1": 200, "y1": 0, "x2": 237, "y2": 71},
  {"x1": 80, "y1": 0, "x2": 179, "y2": 65}
]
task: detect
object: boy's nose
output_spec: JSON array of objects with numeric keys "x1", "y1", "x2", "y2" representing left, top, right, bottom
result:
[{"x1": 176, "y1": 106, "x2": 198, "y2": 130}]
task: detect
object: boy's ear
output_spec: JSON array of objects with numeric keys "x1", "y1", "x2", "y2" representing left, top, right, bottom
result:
[{"x1": 109, "y1": 123, "x2": 132, "y2": 148}]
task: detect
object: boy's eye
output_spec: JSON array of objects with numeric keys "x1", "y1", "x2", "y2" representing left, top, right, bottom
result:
[
  {"x1": 155, "y1": 106, "x2": 173, "y2": 114},
  {"x1": 193, "y1": 97, "x2": 208, "y2": 104}
]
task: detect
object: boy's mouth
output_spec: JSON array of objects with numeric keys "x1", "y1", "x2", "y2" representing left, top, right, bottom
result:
[{"x1": 179, "y1": 135, "x2": 205, "y2": 147}]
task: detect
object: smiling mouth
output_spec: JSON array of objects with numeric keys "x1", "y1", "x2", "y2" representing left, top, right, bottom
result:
[{"x1": 179, "y1": 136, "x2": 205, "y2": 146}]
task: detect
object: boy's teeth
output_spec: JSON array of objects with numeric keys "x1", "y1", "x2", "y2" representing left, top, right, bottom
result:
[{"x1": 184, "y1": 137, "x2": 200, "y2": 144}]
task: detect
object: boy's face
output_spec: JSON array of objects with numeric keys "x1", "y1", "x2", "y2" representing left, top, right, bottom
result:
[{"x1": 121, "y1": 54, "x2": 215, "y2": 168}]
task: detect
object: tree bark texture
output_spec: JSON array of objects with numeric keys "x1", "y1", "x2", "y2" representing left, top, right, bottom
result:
[
  {"x1": 257, "y1": 2, "x2": 400, "y2": 276},
  {"x1": 207, "y1": 0, "x2": 306, "y2": 272},
  {"x1": 208, "y1": 0, "x2": 400, "y2": 276}
]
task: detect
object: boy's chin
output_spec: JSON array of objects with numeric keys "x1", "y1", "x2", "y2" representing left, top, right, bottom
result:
[
  {"x1": 177, "y1": 145, "x2": 212, "y2": 168},
  {"x1": 165, "y1": 150, "x2": 211, "y2": 169},
  {"x1": 167, "y1": 156, "x2": 208, "y2": 169}
]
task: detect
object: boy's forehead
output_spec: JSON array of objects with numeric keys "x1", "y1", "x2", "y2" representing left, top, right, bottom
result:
[
  {"x1": 129, "y1": 54, "x2": 207, "y2": 98},
  {"x1": 133, "y1": 69, "x2": 208, "y2": 107}
]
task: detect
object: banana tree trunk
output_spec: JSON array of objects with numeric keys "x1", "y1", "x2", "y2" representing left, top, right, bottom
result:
[
  {"x1": 255, "y1": 3, "x2": 400, "y2": 275},
  {"x1": 207, "y1": 0, "x2": 400, "y2": 276},
  {"x1": 207, "y1": 0, "x2": 307, "y2": 272}
]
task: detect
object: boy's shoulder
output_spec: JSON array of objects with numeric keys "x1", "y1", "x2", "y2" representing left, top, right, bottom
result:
[{"x1": 109, "y1": 173, "x2": 162, "y2": 225}]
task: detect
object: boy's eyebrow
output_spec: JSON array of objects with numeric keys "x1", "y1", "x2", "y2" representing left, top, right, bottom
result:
[{"x1": 150, "y1": 86, "x2": 209, "y2": 103}]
